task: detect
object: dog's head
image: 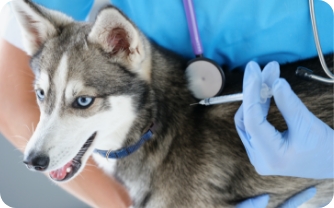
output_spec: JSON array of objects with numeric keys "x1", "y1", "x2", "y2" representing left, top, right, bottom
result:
[{"x1": 12, "y1": 0, "x2": 152, "y2": 182}]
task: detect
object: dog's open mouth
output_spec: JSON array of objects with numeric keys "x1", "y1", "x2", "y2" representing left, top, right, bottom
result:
[{"x1": 49, "y1": 132, "x2": 96, "y2": 181}]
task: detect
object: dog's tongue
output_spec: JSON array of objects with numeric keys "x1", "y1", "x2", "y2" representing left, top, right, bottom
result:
[{"x1": 49, "y1": 161, "x2": 72, "y2": 181}]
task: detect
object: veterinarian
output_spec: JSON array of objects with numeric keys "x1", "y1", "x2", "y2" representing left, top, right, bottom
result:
[{"x1": 0, "y1": 0, "x2": 332, "y2": 207}]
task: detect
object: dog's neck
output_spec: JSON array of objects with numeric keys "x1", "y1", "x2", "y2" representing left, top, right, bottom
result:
[
  {"x1": 150, "y1": 44, "x2": 195, "y2": 131},
  {"x1": 113, "y1": 43, "x2": 196, "y2": 163}
]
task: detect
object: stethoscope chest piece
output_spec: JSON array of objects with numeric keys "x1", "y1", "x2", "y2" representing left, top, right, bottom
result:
[
  {"x1": 186, "y1": 57, "x2": 225, "y2": 99},
  {"x1": 183, "y1": 0, "x2": 226, "y2": 99}
]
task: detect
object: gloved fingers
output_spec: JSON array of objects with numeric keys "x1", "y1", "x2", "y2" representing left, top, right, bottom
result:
[
  {"x1": 242, "y1": 62, "x2": 278, "y2": 139},
  {"x1": 262, "y1": 61, "x2": 280, "y2": 88},
  {"x1": 243, "y1": 61, "x2": 262, "y2": 105},
  {"x1": 242, "y1": 61, "x2": 264, "y2": 127},
  {"x1": 234, "y1": 104, "x2": 253, "y2": 158},
  {"x1": 261, "y1": 61, "x2": 280, "y2": 113},
  {"x1": 280, "y1": 187, "x2": 317, "y2": 208},
  {"x1": 272, "y1": 78, "x2": 312, "y2": 129},
  {"x1": 236, "y1": 194, "x2": 270, "y2": 208},
  {"x1": 234, "y1": 104, "x2": 246, "y2": 132}
]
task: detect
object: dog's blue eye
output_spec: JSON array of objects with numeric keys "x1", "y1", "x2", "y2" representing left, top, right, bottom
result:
[
  {"x1": 36, "y1": 89, "x2": 45, "y2": 101},
  {"x1": 73, "y1": 96, "x2": 95, "y2": 109}
]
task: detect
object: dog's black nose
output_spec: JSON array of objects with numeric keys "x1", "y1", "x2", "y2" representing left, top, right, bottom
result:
[{"x1": 23, "y1": 153, "x2": 50, "y2": 171}]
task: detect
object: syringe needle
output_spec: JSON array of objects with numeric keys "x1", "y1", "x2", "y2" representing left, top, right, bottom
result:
[{"x1": 190, "y1": 103, "x2": 199, "y2": 106}]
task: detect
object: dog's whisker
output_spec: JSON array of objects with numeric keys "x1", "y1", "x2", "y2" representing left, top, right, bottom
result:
[
  {"x1": 15, "y1": 144, "x2": 26, "y2": 152},
  {"x1": 12, "y1": 136, "x2": 29, "y2": 151},
  {"x1": 85, "y1": 163, "x2": 98, "y2": 168},
  {"x1": 13, "y1": 146, "x2": 25, "y2": 154},
  {"x1": 77, "y1": 174, "x2": 86, "y2": 180},
  {"x1": 12, "y1": 135, "x2": 29, "y2": 142},
  {"x1": 22, "y1": 124, "x2": 32, "y2": 135},
  {"x1": 31, "y1": 123, "x2": 36, "y2": 134},
  {"x1": 18, "y1": 67, "x2": 35, "y2": 75}
]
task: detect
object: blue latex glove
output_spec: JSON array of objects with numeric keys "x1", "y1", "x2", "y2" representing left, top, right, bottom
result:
[
  {"x1": 234, "y1": 61, "x2": 334, "y2": 179},
  {"x1": 32, "y1": 0, "x2": 94, "y2": 21},
  {"x1": 112, "y1": 0, "x2": 333, "y2": 69},
  {"x1": 237, "y1": 187, "x2": 317, "y2": 208}
]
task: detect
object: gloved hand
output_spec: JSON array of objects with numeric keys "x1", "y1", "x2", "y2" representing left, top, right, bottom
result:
[
  {"x1": 237, "y1": 187, "x2": 316, "y2": 208},
  {"x1": 234, "y1": 61, "x2": 334, "y2": 179},
  {"x1": 32, "y1": 0, "x2": 94, "y2": 21}
]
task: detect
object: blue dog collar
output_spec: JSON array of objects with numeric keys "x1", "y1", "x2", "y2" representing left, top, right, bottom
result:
[{"x1": 94, "y1": 129, "x2": 153, "y2": 159}]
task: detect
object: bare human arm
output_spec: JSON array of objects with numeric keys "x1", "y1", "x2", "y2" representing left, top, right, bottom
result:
[{"x1": 0, "y1": 38, "x2": 131, "y2": 208}]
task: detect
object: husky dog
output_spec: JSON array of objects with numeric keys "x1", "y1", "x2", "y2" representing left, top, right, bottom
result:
[{"x1": 12, "y1": 0, "x2": 333, "y2": 207}]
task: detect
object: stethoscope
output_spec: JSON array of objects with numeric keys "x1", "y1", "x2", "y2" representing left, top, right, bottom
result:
[
  {"x1": 183, "y1": 0, "x2": 333, "y2": 101},
  {"x1": 183, "y1": 0, "x2": 226, "y2": 99},
  {"x1": 296, "y1": 0, "x2": 334, "y2": 84}
]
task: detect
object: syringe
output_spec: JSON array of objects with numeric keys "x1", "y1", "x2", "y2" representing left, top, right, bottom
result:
[{"x1": 191, "y1": 83, "x2": 272, "y2": 106}]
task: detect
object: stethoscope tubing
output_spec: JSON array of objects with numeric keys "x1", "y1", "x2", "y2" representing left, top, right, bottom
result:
[
  {"x1": 308, "y1": 0, "x2": 334, "y2": 83},
  {"x1": 184, "y1": 0, "x2": 334, "y2": 85},
  {"x1": 183, "y1": 0, "x2": 203, "y2": 56}
]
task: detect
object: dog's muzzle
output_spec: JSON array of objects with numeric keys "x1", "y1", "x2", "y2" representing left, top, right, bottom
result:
[
  {"x1": 23, "y1": 132, "x2": 97, "y2": 182},
  {"x1": 49, "y1": 132, "x2": 97, "y2": 181}
]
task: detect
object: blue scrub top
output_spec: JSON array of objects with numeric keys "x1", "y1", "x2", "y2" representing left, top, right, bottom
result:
[
  {"x1": 33, "y1": 0, "x2": 94, "y2": 21},
  {"x1": 33, "y1": 0, "x2": 333, "y2": 70}
]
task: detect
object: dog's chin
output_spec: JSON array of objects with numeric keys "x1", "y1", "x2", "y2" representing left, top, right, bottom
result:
[{"x1": 49, "y1": 132, "x2": 97, "y2": 182}]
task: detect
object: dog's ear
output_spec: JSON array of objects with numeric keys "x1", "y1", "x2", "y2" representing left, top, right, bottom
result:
[
  {"x1": 11, "y1": 0, "x2": 73, "y2": 56},
  {"x1": 88, "y1": 7, "x2": 150, "y2": 80}
]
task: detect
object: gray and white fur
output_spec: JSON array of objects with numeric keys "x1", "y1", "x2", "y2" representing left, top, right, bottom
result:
[{"x1": 11, "y1": 0, "x2": 333, "y2": 207}]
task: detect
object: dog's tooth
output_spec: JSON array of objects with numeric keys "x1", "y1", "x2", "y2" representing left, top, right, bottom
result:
[{"x1": 66, "y1": 167, "x2": 72, "y2": 173}]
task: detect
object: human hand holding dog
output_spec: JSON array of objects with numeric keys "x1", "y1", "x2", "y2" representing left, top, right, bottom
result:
[
  {"x1": 234, "y1": 61, "x2": 334, "y2": 179},
  {"x1": 237, "y1": 187, "x2": 317, "y2": 208}
]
